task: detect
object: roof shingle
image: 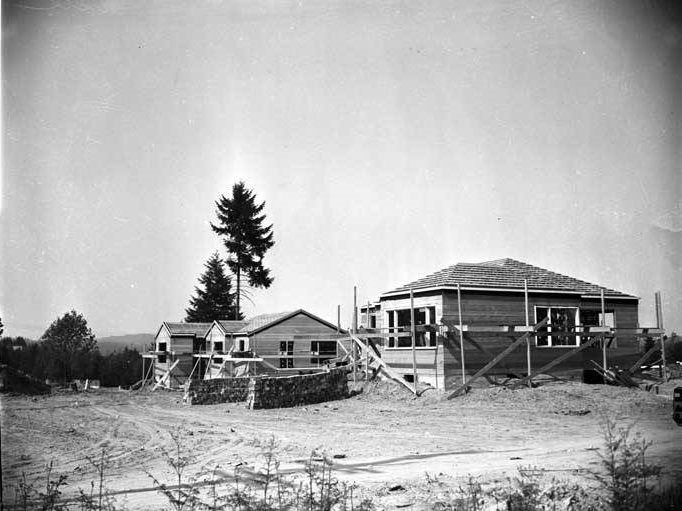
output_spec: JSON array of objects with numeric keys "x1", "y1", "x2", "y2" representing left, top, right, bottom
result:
[
  {"x1": 383, "y1": 258, "x2": 636, "y2": 298},
  {"x1": 164, "y1": 322, "x2": 213, "y2": 336}
]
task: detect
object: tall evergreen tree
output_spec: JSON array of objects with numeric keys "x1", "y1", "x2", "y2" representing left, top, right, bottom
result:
[
  {"x1": 211, "y1": 182, "x2": 275, "y2": 319},
  {"x1": 185, "y1": 252, "x2": 240, "y2": 322}
]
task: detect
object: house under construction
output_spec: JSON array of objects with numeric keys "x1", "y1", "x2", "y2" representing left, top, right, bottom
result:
[
  {"x1": 142, "y1": 259, "x2": 669, "y2": 396},
  {"x1": 143, "y1": 309, "x2": 348, "y2": 389}
]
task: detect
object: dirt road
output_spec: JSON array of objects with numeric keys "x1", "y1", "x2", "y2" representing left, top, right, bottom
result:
[{"x1": 2, "y1": 380, "x2": 681, "y2": 509}]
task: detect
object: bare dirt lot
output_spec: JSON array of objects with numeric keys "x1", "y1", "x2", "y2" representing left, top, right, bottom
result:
[{"x1": 2, "y1": 379, "x2": 681, "y2": 509}]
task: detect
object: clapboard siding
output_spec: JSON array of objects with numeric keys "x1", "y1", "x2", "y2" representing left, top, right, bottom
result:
[
  {"x1": 375, "y1": 289, "x2": 641, "y2": 390},
  {"x1": 251, "y1": 312, "x2": 341, "y2": 369},
  {"x1": 171, "y1": 335, "x2": 194, "y2": 354}
]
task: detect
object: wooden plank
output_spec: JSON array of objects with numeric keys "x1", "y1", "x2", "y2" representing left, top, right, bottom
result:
[
  {"x1": 152, "y1": 360, "x2": 179, "y2": 391},
  {"x1": 459, "y1": 332, "x2": 523, "y2": 378},
  {"x1": 447, "y1": 318, "x2": 548, "y2": 399},
  {"x1": 509, "y1": 335, "x2": 602, "y2": 389},
  {"x1": 351, "y1": 332, "x2": 412, "y2": 339},
  {"x1": 628, "y1": 343, "x2": 661, "y2": 374},
  {"x1": 349, "y1": 333, "x2": 416, "y2": 394}
]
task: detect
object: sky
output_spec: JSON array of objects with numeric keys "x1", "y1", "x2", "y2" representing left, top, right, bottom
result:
[{"x1": 2, "y1": 0, "x2": 681, "y2": 339}]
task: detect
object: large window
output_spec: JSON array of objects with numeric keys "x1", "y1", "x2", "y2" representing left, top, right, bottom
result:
[
  {"x1": 535, "y1": 307, "x2": 578, "y2": 347},
  {"x1": 581, "y1": 310, "x2": 615, "y2": 328},
  {"x1": 311, "y1": 340, "x2": 337, "y2": 366},
  {"x1": 387, "y1": 306, "x2": 437, "y2": 348},
  {"x1": 279, "y1": 340, "x2": 294, "y2": 368}
]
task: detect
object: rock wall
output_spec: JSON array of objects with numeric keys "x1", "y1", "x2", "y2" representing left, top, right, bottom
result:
[
  {"x1": 187, "y1": 368, "x2": 349, "y2": 409},
  {"x1": 186, "y1": 377, "x2": 251, "y2": 405}
]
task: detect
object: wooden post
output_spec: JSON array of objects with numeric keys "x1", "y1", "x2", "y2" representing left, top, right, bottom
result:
[
  {"x1": 524, "y1": 279, "x2": 531, "y2": 388},
  {"x1": 141, "y1": 357, "x2": 145, "y2": 386},
  {"x1": 601, "y1": 288, "x2": 607, "y2": 372},
  {"x1": 457, "y1": 284, "x2": 466, "y2": 388},
  {"x1": 353, "y1": 286, "x2": 357, "y2": 384},
  {"x1": 656, "y1": 291, "x2": 667, "y2": 381},
  {"x1": 365, "y1": 301, "x2": 370, "y2": 381},
  {"x1": 410, "y1": 288, "x2": 417, "y2": 392}
]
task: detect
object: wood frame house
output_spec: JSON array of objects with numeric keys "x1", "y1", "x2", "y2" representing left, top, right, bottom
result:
[
  {"x1": 144, "y1": 310, "x2": 346, "y2": 388},
  {"x1": 145, "y1": 322, "x2": 213, "y2": 388},
  {"x1": 199, "y1": 310, "x2": 344, "y2": 378},
  {"x1": 360, "y1": 258, "x2": 644, "y2": 390}
]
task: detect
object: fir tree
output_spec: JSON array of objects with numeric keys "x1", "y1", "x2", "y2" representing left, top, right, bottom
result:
[
  {"x1": 211, "y1": 182, "x2": 275, "y2": 319},
  {"x1": 185, "y1": 252, "x2": 240, "y2": 322}
]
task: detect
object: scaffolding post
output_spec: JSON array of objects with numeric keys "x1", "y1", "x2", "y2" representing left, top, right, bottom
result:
[
  {"x1": 457, "y1": 283, "x2": 466, "y2": 389},
  {"x1": 410, "y1": 288, "x2": 417, "y2": 392},
  {"x1": 353, "y1": 286, "x2": 357, "y2": 385},
  {"x1": 656, "y1": 291, "x2": 667, "y2": 381},
  {"x1": 365, "y1": 300, "x2": 370, "y2": 382},
  {"x1": 601, "y1": 288, "x2": 607, "y2": 373},
  {"x1": 525, "y1": 279, "x2": 531, "y2": 388}
]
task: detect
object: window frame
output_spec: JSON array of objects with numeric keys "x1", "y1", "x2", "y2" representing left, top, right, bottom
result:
[
  {"x1": 534, "y1": 306, "x2": 580, "y2": 348},
  {"x1": 385, "y1": 306, "x2": 438, "y2": 350}
]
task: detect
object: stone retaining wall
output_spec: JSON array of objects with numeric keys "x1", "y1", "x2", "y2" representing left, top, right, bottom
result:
[
  {"x1": 186, "y1": 377, "x2": 251, "y2": 405},
  {"x1": 186, "y1": 367, "x2": 348, "y2": 409}
]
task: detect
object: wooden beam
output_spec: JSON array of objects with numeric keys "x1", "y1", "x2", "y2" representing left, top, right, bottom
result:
[
  {"x1": 455, "y1": 331, "x2": 524, "y2": 378},
  {"x1": 447, "y1": 318, "x2": 549, "y2": 399},
  {"x1": 457, "y1": 283, "x2": 466, "y2": 388},
  {"x1": 346, "y1": 331, "x2": 412, "y2": 341},
  {"x1": 152, "y1": 360, "x2": 179, "y2": 391},
  {"x1": 410, "y1": 288, "x2": 417, "y2": 390},
  {"x1": 628, "y1": 343, "x2": 661, "y2": 374},
  {"x1": 509, "y1": 335, "x2": 602, "y2": 389},
  {"x1": 525, "y1": 279, "x2": 531, "y2": 389},
  {"x1": 349, "y1": 333, "x2": 416, "y2": 394}
]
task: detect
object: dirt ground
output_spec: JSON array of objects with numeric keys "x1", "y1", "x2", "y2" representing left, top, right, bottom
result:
[{"x1": 2, "y1": 379, "x2": 681, "y2": 509}]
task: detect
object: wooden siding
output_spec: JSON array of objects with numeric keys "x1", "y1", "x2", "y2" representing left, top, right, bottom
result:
[
  {"x1": 155, "y1": 328, "x2": 171, "y2": 351},
  {"x1": 205, "y1": 324, "x2": 225, "y2": 352},
  {"x1": 251, "y1": 312, "x2": 341, "y2": 369},
  {"x1": 170, "y1": 335, "x2": 194, "y2": 354},
  {"x1": 380, "y1": 346, "x2": 445, "y2": 388},
  {"x1": 439, "y1": 290, "x2": 641, "y2": 389}
]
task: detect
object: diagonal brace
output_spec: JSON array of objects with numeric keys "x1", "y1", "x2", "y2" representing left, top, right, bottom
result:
[
  {"x1": 447, "y1": 318, "x2": 548, "y2": 399},
  {"x1": 509, "y1": 335, "x2": 602, "y2": 389}
]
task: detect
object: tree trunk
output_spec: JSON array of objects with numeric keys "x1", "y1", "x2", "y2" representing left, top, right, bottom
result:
[{"x1": 235, "y1": 262, "x2": 241, "y2": 320}]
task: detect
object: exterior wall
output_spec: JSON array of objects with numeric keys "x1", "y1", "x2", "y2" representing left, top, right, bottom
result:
[
  {"x1": 205, "y1": 324, "x2": 226, "y2": 353},
  {"x1": 155, "y1": 328, "x2": 171, "y2": 351},
  {"x1": 379, "y1": 345, "x2": 445, "y2": 388},
  {"x1": 171, "y1": 335, "x2": 194, "y2": 355},
  {"x1": 377, "y1": 289, "x2": 640, "y2": 390},
  {"x1": 440, "y1": 290, "x2": 641, "y2": 389},
  {"x1": 250, "y1": 313, "x2": 341, "y2": 371},
  {"x1": 154, "y1": 353, "x2": 193, "y2": 385},
  {"x1": 378, "y1": 293, "x2": 444, "y2": 386}
]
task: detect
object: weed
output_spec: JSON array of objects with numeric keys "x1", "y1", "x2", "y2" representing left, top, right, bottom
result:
[
  {"x1": 593, "y1": 418, "x2": 662, "y2": 511},
  {"x1": 146, "y1": 427, "x2": 201, "y2": 511}
]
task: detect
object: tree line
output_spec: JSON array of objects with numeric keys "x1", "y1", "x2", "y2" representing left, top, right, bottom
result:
[{"x1": 0, "y1": 310, "x2": 142, "y2": 387}]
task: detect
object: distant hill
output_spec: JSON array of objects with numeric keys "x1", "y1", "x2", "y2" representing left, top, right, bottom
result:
[{"x1": 97, "y1": 333, "x2": 154, "y2": 355}]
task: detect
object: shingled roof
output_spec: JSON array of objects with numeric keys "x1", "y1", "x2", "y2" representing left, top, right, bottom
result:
[
  {"x1": 216, "y1": 320, "x2": 249, "y2": 333},
  {"x1": 239, "y1": 311, "x2": 295, "y2": 334},
  {"x1": 383, "y1": 258, "x2": 637, "y2": 298},
  {"x1": 163, "y1": 322, "x2": 213, "y2": 336}
]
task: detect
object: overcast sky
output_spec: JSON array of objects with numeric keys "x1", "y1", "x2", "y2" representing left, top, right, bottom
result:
[{"x1": 2, "y1": 0, "x2": 681, "y2": 338}]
